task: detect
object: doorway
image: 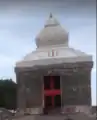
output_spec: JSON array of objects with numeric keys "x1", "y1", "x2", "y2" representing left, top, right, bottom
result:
[
  {"x1": 44, "y1": 76, "x2": 61, "y2": 113},
  {"x1": 44, "y1": 96, "x2": 52, "y2": 108},
  {"x1": 54, "y1": 95, "x2": 61, "y2": 107}
]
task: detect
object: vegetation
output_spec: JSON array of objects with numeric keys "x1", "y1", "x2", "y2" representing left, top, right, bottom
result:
[{"x1": 0, "y1": 79, "x2": 17, "y2": 110}]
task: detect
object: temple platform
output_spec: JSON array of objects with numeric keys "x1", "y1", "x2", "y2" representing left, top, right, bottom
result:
[{"x1": 13, "y1": 113, "x2": 96, "y2": 120}]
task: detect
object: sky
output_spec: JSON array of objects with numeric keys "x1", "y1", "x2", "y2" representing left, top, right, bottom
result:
[{"x1": 0, "y1": 0, "x2": 96, "y2": 105}]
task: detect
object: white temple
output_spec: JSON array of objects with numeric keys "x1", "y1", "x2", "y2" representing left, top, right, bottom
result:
[{"x1": 15, "y1": 14, "x2": 93, "y2": 116}]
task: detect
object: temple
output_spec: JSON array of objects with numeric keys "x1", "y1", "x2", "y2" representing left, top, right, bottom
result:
[{"x1": 15, "y1": 14, "x2": 93, "y2": 115}]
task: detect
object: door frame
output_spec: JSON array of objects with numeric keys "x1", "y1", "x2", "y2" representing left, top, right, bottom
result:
[{"x1": 43, "y1": 75, "x2": 61, "y2": 109}]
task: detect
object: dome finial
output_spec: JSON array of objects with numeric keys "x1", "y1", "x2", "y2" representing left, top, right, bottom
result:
[{"x1": 49, "y1": 13, "x2": 53, "y2": 18}]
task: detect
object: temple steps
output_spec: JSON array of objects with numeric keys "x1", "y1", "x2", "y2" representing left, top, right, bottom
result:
[
  {"x1": 13, "y1": 113, "x2": 96, "y2": 120},
  {"x1": 34, "y1": 113, "x2": 96, "y2": 120}
]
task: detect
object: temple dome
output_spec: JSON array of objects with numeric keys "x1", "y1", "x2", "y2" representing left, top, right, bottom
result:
[{"x1": 35, "y1": 13, "x2": 69, "y2": 48}]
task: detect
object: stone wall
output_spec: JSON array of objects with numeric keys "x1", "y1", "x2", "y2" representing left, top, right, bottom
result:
[
  {"x1": 16, "y1": 71, "x2": 43, "y2": 114},
  {"x1": 61, "y1": 70, "x2": 91, "y2": 106},
  {"x1": 15, "y1": 61, "x2": 93, "y2": 114}
]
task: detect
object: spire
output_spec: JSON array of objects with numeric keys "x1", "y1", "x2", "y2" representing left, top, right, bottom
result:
[
  {"x1": 35, "y1": 13, "x2": 69, "y2": 48},
  {"x1": 49, "y1": 13, "x2": 53, "y2": 18},
  {"x1": 44, "y1": 13, "x2": 60, "y2": 27}
]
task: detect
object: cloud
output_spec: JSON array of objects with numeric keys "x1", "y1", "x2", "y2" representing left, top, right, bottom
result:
[
  {"x1": 0, "y1": 0, "x2": 96, "y2": 21},
  {"x1": 0, "y1": 55, "x2": 16, "y2": 68},
  {"x1": 69, "y1": 24, "x2": 96, "y2": 67},
  {"x1": 0, "y1": 27, "x2": 36, "y2": 57},
  {"x1": 0, "y1": 54, "x2": 16, "y2": 80}
]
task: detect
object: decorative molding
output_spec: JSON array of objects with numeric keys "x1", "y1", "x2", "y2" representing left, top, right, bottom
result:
[{"x1": 15, "y1": 61, "x2": 93, "y2": 73}]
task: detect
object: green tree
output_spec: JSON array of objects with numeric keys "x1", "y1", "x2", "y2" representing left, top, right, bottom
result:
[{"x1": 0, "y1": 79, "x2": 17, "y2": 109}]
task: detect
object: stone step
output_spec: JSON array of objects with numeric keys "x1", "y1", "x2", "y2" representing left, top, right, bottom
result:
[
  {"x1": 47, "y1": 108, "x2": 61, "y2": 114},
  {"x1": 34, "y1": 113, "x2": 95, "y2": 120},
  {"x1": 12, "y1": 113, "x2": 96, "y2": 120}
]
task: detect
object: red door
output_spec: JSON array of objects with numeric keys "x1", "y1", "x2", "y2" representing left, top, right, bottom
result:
[{"x1": 44, "y1": 76, "x2": 61, "y2": 109}]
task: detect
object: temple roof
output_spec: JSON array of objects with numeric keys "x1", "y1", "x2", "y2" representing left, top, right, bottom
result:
[
  {"x1": 15, "y1": 14, "x2": 93, "y2": 68},
  {"x1": 16, "y1": 46, "x2": 92, "y2": 67},
  {"x1": 35, "y1": 13, "x2": 68, "y2": 48}
]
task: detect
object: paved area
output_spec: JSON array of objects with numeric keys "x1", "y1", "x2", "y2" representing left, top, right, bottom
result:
[
  {"x1": 12, "y1": 115, "x2": 35, "y2": 120},
  {"x1": 35, "y1": 114, "x2": 96, "y2": 120},
  {"x1": 12, "y1": 113, "x2": 96, "y2": 120}
]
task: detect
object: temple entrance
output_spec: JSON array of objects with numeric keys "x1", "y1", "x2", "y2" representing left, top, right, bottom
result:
[{"x1": 43, "y1": 76, "x2": 61, "y2": 114}]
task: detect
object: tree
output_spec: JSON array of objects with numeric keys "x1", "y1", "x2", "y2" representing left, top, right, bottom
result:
[{"x1": 0, "y1": 79, "x2": 17, "y2": 109}]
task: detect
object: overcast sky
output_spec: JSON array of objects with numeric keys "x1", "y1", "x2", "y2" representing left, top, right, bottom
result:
[{"x1": 0, "y1": 0, "x2": 96, "y2": 105}]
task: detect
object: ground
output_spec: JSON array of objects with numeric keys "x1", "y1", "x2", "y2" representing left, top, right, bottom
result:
[{"x1": 12, "y1": 113, "x2": 96, "y2": 120}]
